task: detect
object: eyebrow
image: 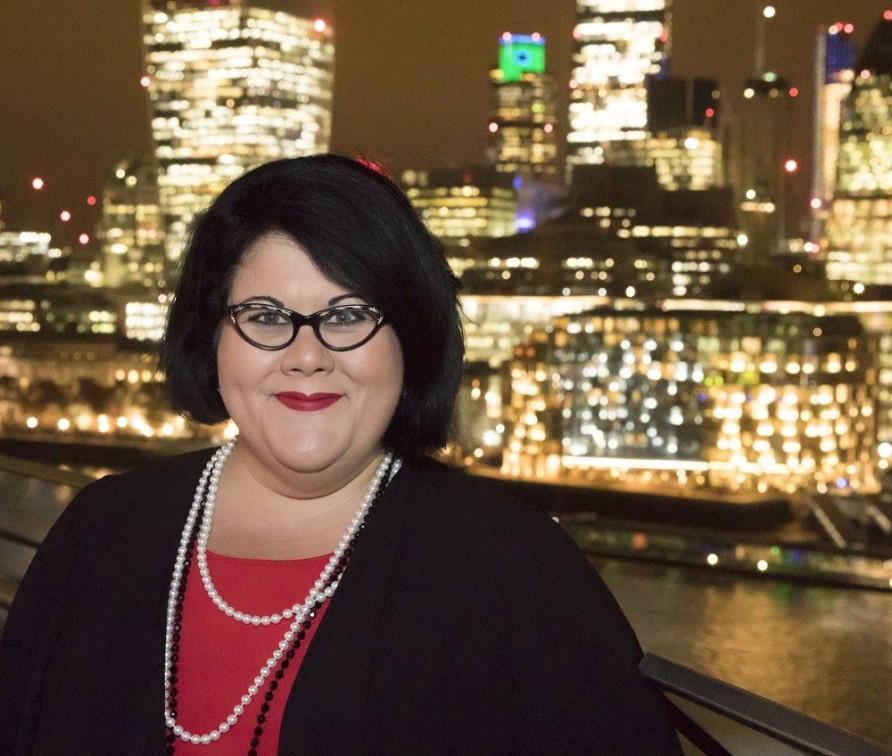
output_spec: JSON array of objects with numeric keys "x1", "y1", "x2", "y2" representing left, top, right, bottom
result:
[{"x1": 233, "y1": 293, "x2": 362, "y2": 308}]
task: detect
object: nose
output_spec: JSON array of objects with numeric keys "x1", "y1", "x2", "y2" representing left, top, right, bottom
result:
[{"x1": 279, "y1": 322, "x2": 335, "y2": 375}]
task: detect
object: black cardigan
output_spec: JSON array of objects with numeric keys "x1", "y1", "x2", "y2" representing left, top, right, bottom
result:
[{"x1": 0, "y1": 449, "x2": 681, "y2": 755}]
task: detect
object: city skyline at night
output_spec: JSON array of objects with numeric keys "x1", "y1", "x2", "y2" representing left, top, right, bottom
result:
[
  {"x1": 3, "y1": 0, "x2": 892, "y2": 502},
  {"x1": 3, "y1": 1, "x2": 892, "y2": 236}
]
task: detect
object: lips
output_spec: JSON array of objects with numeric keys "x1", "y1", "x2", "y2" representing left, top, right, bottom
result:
[{"x1": 275, "y1": 392, "x2": 343, "y2": 411}]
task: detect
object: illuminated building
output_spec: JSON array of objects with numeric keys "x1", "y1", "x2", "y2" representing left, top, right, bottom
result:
[
  {"x1": 502, "y1": 306, "x2": 880, "y2": 496},
  {"x1": 0, "y1": 232, "x2": 64, "y2": 283},
  {"x1": 813, "y1": 23, "x2": 855, "y2": 208},
  {"x1": 0, "y1": 284, "x2": 116, "y2": 337},
  {"x1": 401, "y1": 167, "x2": 517, "y2": 239},
  {"x1": 642, "y1": 129, "x2": 723, "y2": 191},
  {"x1": 732, "y1": 72, "x2": 796, "y2": 258},
  {"x1": 488, "y1": 33, "x2": 559, "y2": 183},
  {"x1": 97, "y1": 159, "x2": 166, "y2": 289},
  {"x1": 567, "y1": 0, "x2": 670, "y2": 176},
  {"x1": 823, "y1": 18, "x2": 892, "y2": 287},
  {"x1": 642, "y1": 77, "x2": 723, "y2": 191},
  {"x1": 143, "y1": 0, "x2": 334, "y2": 264},
  {"x1": 447, "y1": 164, "x2": 746, "y2": 362}
]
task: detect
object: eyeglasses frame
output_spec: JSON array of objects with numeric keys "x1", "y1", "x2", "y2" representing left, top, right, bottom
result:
[{"x1": 226, "y1": 302, "x2": 386, "y2": 352}]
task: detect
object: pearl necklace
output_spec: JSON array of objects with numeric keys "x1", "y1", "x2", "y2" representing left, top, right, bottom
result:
[{"x1": 163, "y1": 443, "x2": 400, "y2": 746}]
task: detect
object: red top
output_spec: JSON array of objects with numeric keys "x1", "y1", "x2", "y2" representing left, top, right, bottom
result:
[{"x1": 174, "y1": 550, "x2": 332, "y2": 755}]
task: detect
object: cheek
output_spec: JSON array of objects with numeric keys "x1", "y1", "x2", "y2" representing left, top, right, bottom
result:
[{"x1": 216, "y1": 331, "x2": 266, "y2": 396}]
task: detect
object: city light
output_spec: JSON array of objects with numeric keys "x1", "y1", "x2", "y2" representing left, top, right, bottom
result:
[{"x1": 2, "y1": 0, "x2": 892, "y2": 607}]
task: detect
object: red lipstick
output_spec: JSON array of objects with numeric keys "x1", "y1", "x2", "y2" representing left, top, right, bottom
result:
[{"x1": 275, "y1": 392, "x2": 342, "y2": 411}]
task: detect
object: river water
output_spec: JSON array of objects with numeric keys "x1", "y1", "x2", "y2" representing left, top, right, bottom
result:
[{"x1": 593, "y1": 557, "x2": 892, "y2": 749}]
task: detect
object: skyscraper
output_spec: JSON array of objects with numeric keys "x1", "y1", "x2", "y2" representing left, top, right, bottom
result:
[
  {"x1": 643, "y1": 76, "x2": 723, "y2": 191},
  {"x1": 823, "y1": 16, "x2": 892, "y2": 286},
  {"x1": 567, "y1": 0, "x2": 671, "y2": 178},
  {"x1": 401, "y1": 167, "x2": 518, "y2": 240},
  {"x1": 97, "y1": 158, "x2": 165, "y2": 289},
  {"x1": 733, "y1": 72, "x2": 796, "y2": 258},
  {"x1": 142, "y1": 0, "x2": 334, "y2": 265},
  {"x1": 488, "y1": 33, "x2": 559, "y2": 183},
  {"x1": 813, "y1": 23, "x2": 856, "y2": 208}
]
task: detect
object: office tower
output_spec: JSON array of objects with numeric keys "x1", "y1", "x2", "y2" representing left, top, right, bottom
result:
[
  {"x1": 401, "y1": 167, "x2": 518, "y2": 240},
  {"x1": 97, "y1": 159, "x2": 166, "y2": 289},
  {"x1": 813, "y1": 23, "x2": 856, "y2": 208},
  {"x1": 488, "y1": 33, "x2": 559, "y2": 183},
  {"x1": 644, "y1": 76, "x2": 723, "y2": 191},
  {"x1": 823, "y1": 17, "x2": 892, "y2": 287},
  {"x1": 733, "y1": 72, "x2": 796, "y2": 258},
  {"x1": 0, "y1": 231, "x2": 60, "y2": 285},
  {"x1": 567, "y1": 0, "x2": 671, "y2": 177},
  {"x1": 142, "y1": 0, "x2": 334, "y2": 265}
]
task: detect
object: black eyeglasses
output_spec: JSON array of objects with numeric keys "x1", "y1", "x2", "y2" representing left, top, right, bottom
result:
[{"x1": 226, "y1": 303, "x2": 386, "y2": 352}]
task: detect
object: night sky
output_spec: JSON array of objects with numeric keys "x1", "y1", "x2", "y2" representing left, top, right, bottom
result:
[{"x1": 1, "y1": 0, "x2": 891, "y2": 239}]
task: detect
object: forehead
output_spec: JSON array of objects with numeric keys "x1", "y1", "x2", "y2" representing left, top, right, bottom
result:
[{"x1": 230, "y1": 232, "x2": 346, "y2": 299}]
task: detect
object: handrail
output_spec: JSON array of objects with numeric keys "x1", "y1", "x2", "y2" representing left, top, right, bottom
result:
[
  {"x1": 639, "y1": 653, "x2": 892, "y2": 755},
  {"x1": 0, "y1": 453, "x2": 94, "y2": 490},
  {"x1": 0, "y1": 453, "x2": 93, "y2": 609}
]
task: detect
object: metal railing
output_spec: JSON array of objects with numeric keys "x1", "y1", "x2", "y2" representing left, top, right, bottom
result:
[
  {"x1": 640, "y1": 654, "x2": 892, "y2": 755},
  {"x1": 0, "y1": 454, "x2": 889, "y2": 754},
  {"x1": 0, "y1": 454, "x2": 92, "y2": 619}
]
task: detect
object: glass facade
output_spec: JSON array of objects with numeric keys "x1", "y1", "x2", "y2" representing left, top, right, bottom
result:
[
  {"x1": 733, "y1": 74, "x2": 795, "y2": 258},
  {"x1": 401, "y1": 168, "x2": 518, "y2": 239},
  {"x1": 97, "y1": 159, "x2": 166, "y2": 289},
  {"x1": 641, "y1": 127, "x2": 723, "y2": 191},
  {"x1": 0, "y1": 232, "x2": 61, "y2": 283},
  {"x1": 502, "y1": 307, "x2": 880, "y2": 496},
  {"x1": 824, "y1": 74, "x2": 892, "y2": 285},
  {"x1": 489, "y1": 34, "x2": 559, "y2": 182},
  {"x1": 143, "y1": 2, "x2": 334, "y2": 264},
  {"x1": 567, "y1": 0, "x2": 670, "y2": 174},
  {"x1": 813, "y1": 25, "x2": 855, "y2": 207}
]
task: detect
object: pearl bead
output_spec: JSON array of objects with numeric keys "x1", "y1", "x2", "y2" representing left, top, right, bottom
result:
[{"x1": 163, "y1": 442, "x2": 401, "y2": 744}]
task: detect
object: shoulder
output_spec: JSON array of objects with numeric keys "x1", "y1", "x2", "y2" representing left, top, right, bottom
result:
[
  {"x1": 393, "y1": 459, "x2": 586, "y2": 566},
  {"x1": 65, "y1": 446, "x2": 216, "y2": 529},
  {"x1": 387, "y1": 459, "x2": 625, "y2": 625},
  {"x1": 15, "y1": 447, "x2": 216, "y2": 593}
]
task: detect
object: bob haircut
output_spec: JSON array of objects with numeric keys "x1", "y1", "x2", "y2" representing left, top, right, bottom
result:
[{"x1": 160, "y1": 154, "x2": 464, "y2": 458}]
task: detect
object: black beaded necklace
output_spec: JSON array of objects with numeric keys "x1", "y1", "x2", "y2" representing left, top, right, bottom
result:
[{"x1": 166, "y1": 456, "x2": 394, "y2": 755}]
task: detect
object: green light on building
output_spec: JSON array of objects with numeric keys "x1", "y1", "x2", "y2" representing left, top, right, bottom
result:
[{"x1": 499, "y1": 33, "x2": 546, "y2": 83}]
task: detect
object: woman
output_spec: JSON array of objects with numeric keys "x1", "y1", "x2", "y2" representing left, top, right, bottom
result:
[{"x1": 0, "y1": 155, "x2": 681, "y2": 754}]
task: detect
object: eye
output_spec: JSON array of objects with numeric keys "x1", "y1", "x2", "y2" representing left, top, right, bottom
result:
[
  {"x1": 242, "y1": 306, "x2": 289, "y2": 327},
  {"x1": 324, "y1": 306, "x2": 378, "y2": 328}
]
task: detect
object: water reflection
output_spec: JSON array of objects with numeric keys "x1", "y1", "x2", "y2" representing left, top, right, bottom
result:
[{"x1": 594, "y1": 558, "x2": 892, "y2": 748}]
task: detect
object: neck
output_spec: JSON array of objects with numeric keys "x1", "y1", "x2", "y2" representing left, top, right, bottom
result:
[{"x1": 206, "y1": 444, "x2": 388, "y2": 559}]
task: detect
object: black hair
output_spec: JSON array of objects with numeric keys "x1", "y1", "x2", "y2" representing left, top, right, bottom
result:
[{"x1": 160, "y1": 154, "x2": 464, "y2": 457}]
